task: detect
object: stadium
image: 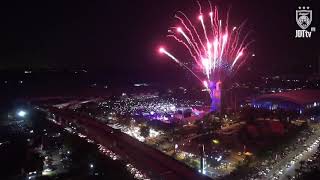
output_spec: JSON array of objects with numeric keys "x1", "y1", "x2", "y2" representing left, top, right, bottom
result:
[{"x1": 252, "y1": 90, "x2": 320, "y2": 116}]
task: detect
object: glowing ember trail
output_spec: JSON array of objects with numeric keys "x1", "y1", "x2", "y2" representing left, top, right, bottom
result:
[
  {"x1": 158, "y1": 1, "x2": 253, "y2": 112},
  {"x1": 159, "y1": 47, "x2": 203, "y2": 82}
]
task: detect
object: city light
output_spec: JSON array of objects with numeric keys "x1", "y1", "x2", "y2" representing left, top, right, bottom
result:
[
  {"x1": 212, "y1": 139, "x2": 219, "y2": 144},
  {"x1": 89, "y1": 163, "x2": 94, "y2": 169},
  {"x1": 17, "y1": 110, "x2": 27, "y2": 117},
  {"x1": 42, "y1": 168, "x2": 52, "y2": 176},
  {"x1": 3, "y1": 0, "x2": 319, "y2": 180}
]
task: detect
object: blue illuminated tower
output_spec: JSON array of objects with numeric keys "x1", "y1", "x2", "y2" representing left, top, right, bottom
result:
[{"x1": 209, "y1": 81, "x2": 222, "y2": 112}]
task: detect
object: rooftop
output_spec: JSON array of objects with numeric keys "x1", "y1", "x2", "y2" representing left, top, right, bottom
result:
[{"x1": 255, "y1": 90, "x2": 320, "y2": 105}]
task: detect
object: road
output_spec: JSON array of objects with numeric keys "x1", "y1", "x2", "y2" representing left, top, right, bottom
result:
[
  {"x1": 278, "y1": 141, "x2": 318, "y2": 180},
  {"x1": 263, "y1": 126, "x2": 320, "y2": 180},
  {"x1": 46, "y1": 107, "x2": 211, "y2": 180}
]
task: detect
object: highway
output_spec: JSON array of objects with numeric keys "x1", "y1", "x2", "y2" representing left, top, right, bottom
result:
[
  {"x1": 262, "y1": 126, "x2": 320, "y2": 180},
  {"x1": 46, "y1": 107, "x2": 211, "y2": 180}
]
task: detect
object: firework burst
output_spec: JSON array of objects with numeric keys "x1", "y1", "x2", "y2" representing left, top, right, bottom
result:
[
  {"x1": 159, "y1": 1, "x2": 253, "y2": 85},
  {"x1": 158, "y1": 1, "x2": 253, "y2": 112}
]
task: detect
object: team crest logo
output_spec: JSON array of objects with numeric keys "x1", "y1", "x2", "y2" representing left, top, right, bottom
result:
[{"x1": 296, "y1": 6, "x2": 312, "y2": 30}]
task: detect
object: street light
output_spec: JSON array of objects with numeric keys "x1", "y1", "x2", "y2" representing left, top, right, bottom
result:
[
  {"x1": 17, "y1": 110, "x2": 27, "y2": 118},
  {"x1": 89, "y1": 163, "x2": 94, "y2": 169}
]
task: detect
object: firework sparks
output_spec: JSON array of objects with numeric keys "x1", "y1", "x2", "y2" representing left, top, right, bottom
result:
[
  {"x1": 159, "y1": 1, "x2": 252, "y2": 85},
  {"x1": 159, "y1": 47, "x2": 203, "y2": 82},
  {"x1": 159, "y1": 47, "x2": 179, "y2": 63},
  {"x1": 158, "y1": 1, "x2": 253, "y2": 111}
]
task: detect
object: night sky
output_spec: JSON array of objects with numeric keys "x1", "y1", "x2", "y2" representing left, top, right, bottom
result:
[{"x1": 0, "y1": 0, "x2": 319, "y2": 77}]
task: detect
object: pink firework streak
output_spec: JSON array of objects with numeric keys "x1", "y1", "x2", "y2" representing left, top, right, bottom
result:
[{"x1": 159, "y1": 1, "x2": 253, "y2": 87}]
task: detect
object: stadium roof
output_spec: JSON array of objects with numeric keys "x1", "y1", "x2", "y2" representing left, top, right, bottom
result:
[{"x1": 255, "y1": 90, "x2": 320, "y2": 105}]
